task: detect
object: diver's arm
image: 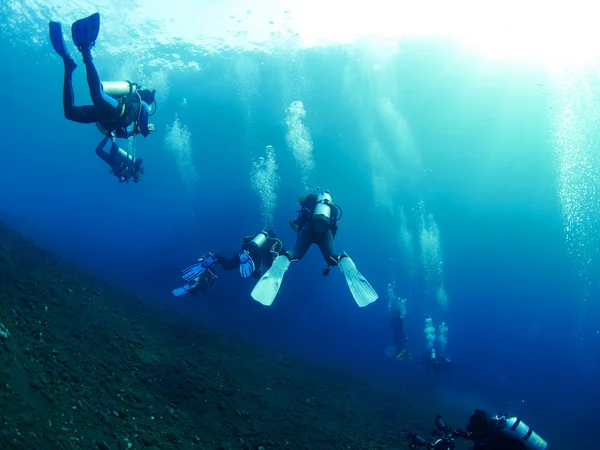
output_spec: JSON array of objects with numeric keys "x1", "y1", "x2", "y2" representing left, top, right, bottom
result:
[{"x1": 94, "y1": 134, "x2": 112, "y2": 156}]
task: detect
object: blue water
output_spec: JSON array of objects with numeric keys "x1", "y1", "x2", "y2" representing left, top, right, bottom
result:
[{"x1": 1, "y1": 8, "x2": 599, "y2": 448}]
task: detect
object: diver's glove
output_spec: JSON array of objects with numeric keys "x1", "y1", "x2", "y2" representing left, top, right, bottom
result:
[
  {"x1": 181, "y1": 253, "x2": 218, "y2": 282},
  {"x1": 239, "y1": 250, "x2": 255, "y2": 278}
]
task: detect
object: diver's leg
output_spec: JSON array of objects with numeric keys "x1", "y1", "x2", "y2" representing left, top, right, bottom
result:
[
  {"x1": 62, "y1": 61, "x2": 98, "y2": 123},
  {"x1": 315, "y1": 230, "x2": 340, "y2": 266},
  {"x1": 81, "y1": 49, "x2": 119, "y2": 111},
  {"x1": 286, "y1": 226, "x2": 313, "y2": 261}
]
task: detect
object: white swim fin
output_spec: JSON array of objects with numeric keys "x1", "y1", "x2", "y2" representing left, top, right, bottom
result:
[
  {"x1": 339, "y1": 254, "x2": 378, "y2": 307},
  {"x1": 250, "y1": 255, "x2": 290, "y2": 306}
]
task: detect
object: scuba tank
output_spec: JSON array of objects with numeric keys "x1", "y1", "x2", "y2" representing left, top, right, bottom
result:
[
  {"x1": 494, "y1": 415, "x2": 547, "y2": 450},
  {"x1": 94, "y1": 81, "x2": 137, "y2": 137},
  {"x1": 115, "y1": 146, "x2": 135, "y2": 165},
  {"x1": 103, "y1": 81, "x2": 157, "y2": 116},
  {"x1": 250, "y1": 231, "x2": 269, "y2": 249},
  {"x1": 311, "y1": 191, "x2": 333, "y2": 233},
  {"x1": 101, "y1": 80, "x2": 138, "y2": 98}
]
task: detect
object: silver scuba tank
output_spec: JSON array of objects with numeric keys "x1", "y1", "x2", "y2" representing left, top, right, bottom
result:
[
  {"x1": 311, "y1": 191, "x2": 332, "y2": 233},
  {"x1": 251, "y1": 231, "x2": 268, "y2": 248},
  {"x1": 497, "y1": 415, "x2": 547, "y2": 450},
  {"x1": 101, "y1": 81, "x2": 138, "y2": 97},
  {"x1": 115, "y1": 147, "x2": 135, "y2": 164}
]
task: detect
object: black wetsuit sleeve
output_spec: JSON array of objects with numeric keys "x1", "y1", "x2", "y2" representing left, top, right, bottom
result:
[
  {"x1": 95, "y1": 135, "x2": 113, "y2": 165},
  {"x1": 216, "y1": 254, "x2": 240, "y2": 271}
]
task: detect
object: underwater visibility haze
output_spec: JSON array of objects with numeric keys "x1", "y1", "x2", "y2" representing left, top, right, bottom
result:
[{"x1": 1, "y1": 0, "x2": 600, "y2": 448}]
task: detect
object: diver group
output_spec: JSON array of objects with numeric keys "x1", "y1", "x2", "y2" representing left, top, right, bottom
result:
[{"x1": 48, "y1": 12, "x2": 549, "y2": 450}]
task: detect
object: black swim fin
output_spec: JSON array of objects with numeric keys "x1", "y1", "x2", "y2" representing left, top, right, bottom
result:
[
  {"x1": 71, "y1": 12, "x2": 100, "y2": 51},
  {"x1": 49, "y1": 21, "x2": 68, "y2": 58}
]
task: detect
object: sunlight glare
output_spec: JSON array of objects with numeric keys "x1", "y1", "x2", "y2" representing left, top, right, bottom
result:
[{"x1": 284, "y1": 0, "x2": 600, "y2": 70}]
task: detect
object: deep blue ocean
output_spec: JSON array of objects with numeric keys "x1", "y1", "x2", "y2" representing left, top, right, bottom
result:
[{"x1": 1, "y1": 3, "x2": 599, "y2": 448}]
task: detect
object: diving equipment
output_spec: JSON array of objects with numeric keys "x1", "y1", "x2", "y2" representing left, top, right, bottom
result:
[
  {"x1": 110, "y1": 147, "x2": 142, "y2": 182},
  {"x1": 172, "y1": 280, "x2": 197, "y2": 297},
  {"x1": 250, "y1": 255, "x2": 290, "y2": 306},
  {"x1": 131, "y1": 159, "x2": 144, "y2": 183},
  {"x1": 239, "y1": 250, "x2": 256, "y2": 278},
  {"x1": 114, "y1": 146, "x2": 135, "y2": 165},
  {"x1": 493, "y1": 414, "x2": 547, "y2": 450},
  {"x1": 250, "y1": 231, "x2": 268, "y2": 248},
  {"x1": 71, "y1": 13, "x2": 100, "y2": 51},
  {"x1": 101, "y1": 81, "x2": 138, "y2": 98},
  {"x1": 49, "y1": 21, "x2": 70, "y2": 59},
  {"x1": 181, "y1": 253, "x2": 218, "y2": 282},
  {"x1": 138, "y1": 89, "x2": 158, "y2": 116},
  {"x1": 100, "y1": 82, "x2": 157, "y2": 116},
  {"x1": 338, "y1": 254, "x2": 378, "y2": 307},
  {"x1": 238, "y1": 231, "x2": 269, "y2": 277},
  {"x1": 311, "y1": 191, "x2": 332, "y2": 233}
]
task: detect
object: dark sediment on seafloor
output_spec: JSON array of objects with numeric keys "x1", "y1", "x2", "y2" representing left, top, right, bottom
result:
[{"x1": 0, "y1": 221, "x2": 467, "y2": 450}]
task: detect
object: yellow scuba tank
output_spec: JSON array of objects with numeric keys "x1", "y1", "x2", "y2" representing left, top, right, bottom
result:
[
  {"x1": 311, "y1": 191, "x2": 333, "y2": 233},
  {"x1": 101, "y1": 81, "x2": 138, "y2": 98}
]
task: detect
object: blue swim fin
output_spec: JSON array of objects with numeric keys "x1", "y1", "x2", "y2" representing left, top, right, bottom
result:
[
  {"x1": 172, "y1": 281, "x2": 197, "y2": 297},
  {"x1": 71, "y1": 13, "x2": 100, "y2": 51},
  {"x1": 180, "y1": 253, "x2": 218, "y2": 282},
  {"x1": 49, "y1": 21, "x2": 68, "y2": 58}
]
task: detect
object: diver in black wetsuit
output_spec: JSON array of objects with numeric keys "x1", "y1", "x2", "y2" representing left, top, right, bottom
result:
[
  {"x1": 250, "y1": 188, "x2": 378, "y2": 308},
  {"x1": 390, "y1": 310, "x2": 408, "y2": 359},
  {"x1": 215, "y1": 230, "x2": 285, "y2": 279},
  {"x1": 188, "y1": 269, "x2": 218, "y2": 297},
  {"x1": 287, "y1": 188, "x2": 341, "y2": 271},
  {"x1": 95, "y1": 134, "x2": 144, "y2": 183},
  {"x1": 49, "y1": 13, "x2": 156, "y2": 139},
  {"x1": 421, "y1": 349, "x2": 453, "y2": 375},
  {"x1": 465, "y1": 409, "x2": 546, "y2": 450},
  {"x1": 173, "y1": 230, "x2": 285, "y2": 297},
  {"x1": 407, "y1": 411, "x2": 547, "y2": 450}
]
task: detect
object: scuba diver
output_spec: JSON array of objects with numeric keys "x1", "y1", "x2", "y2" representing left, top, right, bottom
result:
[
  {"x1": 408, "y1": 411, "x2": 547, "y2": 450},
  {"x1": 250, "y1": 188, "x2": 378, "y2": 307},
  {"x1": 48, "y1": 13, "x2": 156, "y2": 178},
  {"x1": 95, "y1": 134, "x2": 143, "y2": 183},
  {"x1": 390, "y1": 310, "x2": 408, "y2": 360},
  {"x1": 465, "y1": 409, "x2": 547, "y2": 450},
  {"x1": 387, "y1": 282, "x2": 409, "y2": 360},
  {"x1": 421, "y1": 348, "x2": 453, "y2": 375},
  {"x1": 214, "y1": 230, "x2": 285, "y2": 279},
  {"x1": 173, "y1": 230, "x2": 285, "y2": 297},
  {"x1": 173, "y1": 262, "x2": 218, "y2": 298},
  {"x1": 408, "y1": 414, "x2": 469, "y2": 450}
]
